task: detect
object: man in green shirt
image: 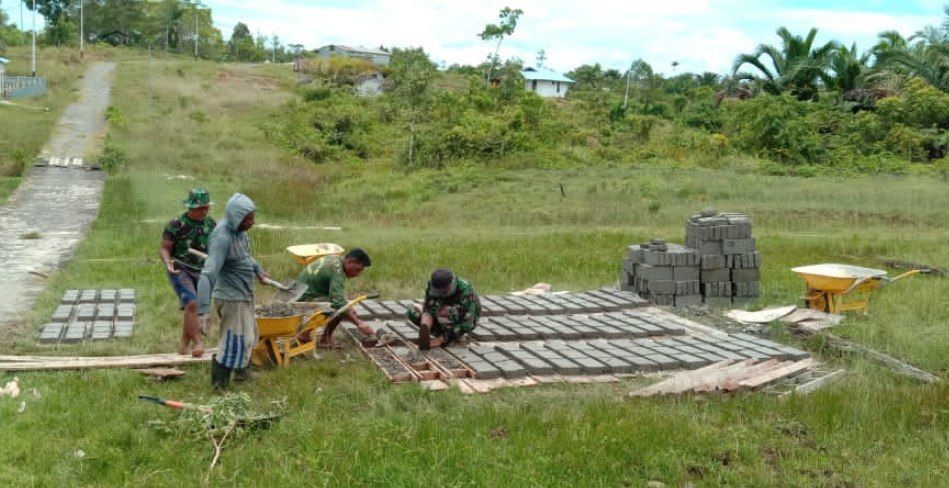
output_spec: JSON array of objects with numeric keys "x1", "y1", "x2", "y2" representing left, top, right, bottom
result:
[
  {"x1": 406, "y1": 268, "x2": 481, "y2": 349},
  {"x1": 160, "y1": 188, "x2": 215, "y2": 357},
  {"x1": 298, "y1": 248, "x2": 373, "y2": 347}
]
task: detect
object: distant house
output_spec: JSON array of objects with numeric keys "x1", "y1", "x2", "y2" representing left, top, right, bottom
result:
[
  {"x1": 314, "y1": 44, "x2": 391, "y2": 67},
  {"x1": 0, "y1": 57, "x2": 8, "y2": 99},
  {"x1": 521, "y1": 67, "x2": 574, "y2": 98}
]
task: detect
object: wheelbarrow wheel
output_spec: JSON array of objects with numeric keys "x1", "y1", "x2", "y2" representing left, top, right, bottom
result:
[{"x1": 804, "y1": 288, "x2": 830, "y2": 313}]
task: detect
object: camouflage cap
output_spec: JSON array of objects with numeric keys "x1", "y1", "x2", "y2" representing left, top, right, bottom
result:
[{"x1": 183, "y1": 188, "x2": 213, "y2": 208}]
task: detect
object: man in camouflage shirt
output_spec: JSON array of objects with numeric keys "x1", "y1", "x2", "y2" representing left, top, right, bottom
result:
[
  {"x1": 406, "y1": 268, "x2": 481, "y2": 349},
  {"x1": 160, "y1": 188, "x2": 215, "y2": 357},
  {"x1": 298, "y1": 248, "x2": 374, "y2": 347}
]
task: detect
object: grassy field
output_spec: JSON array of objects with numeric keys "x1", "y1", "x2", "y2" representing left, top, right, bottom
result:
[
  {"x1": 0, "y1": 45, "x2": 100, "y2": 202},
  {"x1": 1, "y1": 54, "x2": 946, "y2": 486}
]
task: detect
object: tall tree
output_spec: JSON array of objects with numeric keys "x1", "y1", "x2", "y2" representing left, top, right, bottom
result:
[
  {"x1": 828, "y1": 43, "x2": 871, "y2": 93},
  {"x1": 478, "y1": 6, "x2": 523, "y2": 85},
  {"x1": 732, "y1": 27, "x2": 839, "y2": 100},
  {"x1": 388, "y1": 47, "x2": 436, "y2": 168}
]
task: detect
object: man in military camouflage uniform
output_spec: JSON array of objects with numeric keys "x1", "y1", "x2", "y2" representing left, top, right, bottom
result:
[
  {"x1": 297, "y1": 248, "x2": 374, "y2": 347},
  {"x1": 406, "y1": 269, "x2": 481, "y2": 349},
  {"x1": 160, "y1": 188, "x2": 215, "y2": 357}
]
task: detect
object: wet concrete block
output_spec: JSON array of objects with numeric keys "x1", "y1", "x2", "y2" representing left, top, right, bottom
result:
[
  {"x1": 674, "y1": 294, "x2": 703, "y2": 307},
  {"x1": 99, "y1": 289, "x2": 117, "y2": 303},
  {"x1": 493, "y1": 360, "x2": 527, "y2": 378},
  {"x1": 117, "y1": 304, "x2": 136, "y2": 320},
  {"x1": 38, "y1": 323, "x2": 65, "y2": 343},
  {"x1": 79, "y1": 290, "x2": 98, "y2": 303},
  {"x1": 673, "y1": 352, "x2": 712, "y2": 368},
  {"x1": 61, "y1": 290, "x2": 80, "y2": 305},
  {"x1": 75, "y1": 304, "x2": 96, "y2": 321},
  {"x1": 519, "y1": 295, "x2": 561, "y2": 314},
  {"x1": 574, "y1": 357, "x2": 609, "y2": 375},
  {"x1": 723, "y1": 238, "x2": 756, "y2": 255},
  {"x1": 90, "y1": 321, "x2": 114, "y2": 340},
  {"x1": 62, "y1": 322, "x2": 89, "y2": 342},
  {"x1": 600, "y1": 289, "x2": 650, "y2": 307},
  {"x1": 51, "y1": 305, "x2": 74, "y2": 323},
  {"x1": 626, "y1": 355, "x2": 659, "y2": 371},
  {"x1": 493, "y1": 297, "x2": 529, "y2": 314},
  {"x1": 478, "y1": 298, "x2": 507, "y2": 316},
  {"x1": 118, "y1": 289, "x2": 136, "y2": 303},
  {"x1": 96, "y1": 303, "x2": 115, "y2": 319},
  {"x1": 468, "y1": 360, "x2": 502, "y2": 379},
  {"x1": 701, "y1": 268, "x2": 731, "y2": 283},
  {"x1": 644, "y1": 354, "x2": 679, "y2": 370}
]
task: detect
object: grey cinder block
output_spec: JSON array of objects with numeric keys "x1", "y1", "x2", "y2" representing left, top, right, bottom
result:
[
  {"x1": 722, "y1": 238, "x2": 756, "y2": 255},
  {"x1": 731, "y1": 268, "x2": 761, "y2": 282},
  {"x1": 700, "y1": 268, "x2": 731, "y2": 283}
]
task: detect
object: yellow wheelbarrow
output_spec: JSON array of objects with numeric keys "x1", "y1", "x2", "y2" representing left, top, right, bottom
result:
[
  {"x1": 252, "y1": 294, "x2": 369, "y2": 367},
  {"x1": 791, "y1": 263, "x2": 925, "y2": 315}
]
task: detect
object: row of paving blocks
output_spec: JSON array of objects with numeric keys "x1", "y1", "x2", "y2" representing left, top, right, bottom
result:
[
  {"x1": 355, "y1": 289, "x2": 649, "y2": 321},
  {"x1": 38, "y1": 289, "x2": 137, "y2": 343},
  {"x1": 351, "y1": 289, "x2": 810, "y2": 383}
]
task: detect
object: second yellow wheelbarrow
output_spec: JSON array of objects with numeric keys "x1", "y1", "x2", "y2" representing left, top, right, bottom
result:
[{"x1": 791, "y1": 263, "x2": 925, "y2": 315}]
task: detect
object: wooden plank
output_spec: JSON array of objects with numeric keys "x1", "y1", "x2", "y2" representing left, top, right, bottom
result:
[
  {"x1": 629, "y1": 360, "x2": 735, "y2": 397},
  {"x1": 738, "y1": 358, "x2": 817, "y2": 390},
  {"x1": 0, "y1": 354, "x2": 211, "y2": 371},
  {"x1": 779, "y1": 369, "x2": 846, "y2": 398},
  {"x1": 716, "y1": 359, "x2": 784, "y2": 392}
]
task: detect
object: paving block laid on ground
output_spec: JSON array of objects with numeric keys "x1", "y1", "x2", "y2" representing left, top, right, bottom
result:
[{"x1": 37, "y1": 288, "x2": 137, "y2": 343}]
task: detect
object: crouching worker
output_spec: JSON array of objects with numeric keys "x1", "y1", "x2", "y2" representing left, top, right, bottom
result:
[
  {"x1": 407, "y1": 269, "x2": 481, "y2": 349},
  {"x1": 296, "y1": 248, "x2": 373, "y2": 348},
  {"x1": 197, "y1": 193, "x2": 272, "y2": 390}
]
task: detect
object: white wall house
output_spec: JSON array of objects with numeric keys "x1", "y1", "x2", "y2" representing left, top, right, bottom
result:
[
  {"x1": 522, "y1": 67, "x2": 574, "y2": 98},
  {"x1": 314, "y1": 44, "x2": 391, "y2": 67},
  {"x1": 0, "y1": 57, "x2": 8, "y2": 99}
]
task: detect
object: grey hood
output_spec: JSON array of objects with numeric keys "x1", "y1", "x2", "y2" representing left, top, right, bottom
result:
[{"x1": 222, "y1": 193, "x2": 256, "y2": 232}]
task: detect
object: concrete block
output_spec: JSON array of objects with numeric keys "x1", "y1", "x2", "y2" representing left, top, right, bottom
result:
[
  {"x1": 673, "y1": 352, "x2": 712, "y2": 368},
  {"x1": 672, "y1": 266, "x2": 700, "y2": 281},
  {"x1": 626, "y1": 355, "x2": 659, "y2": 371},
  {"x1": 61, "y1": 290, "x2": 80, "y2": 304},
  {"x1": 731, "y1": 268, "x2": 761, "y2": 282},
  {"x1": 469, "y1": 361, "x2": 502, "y2": 379},
  {"x1": 96, "y1": 303, "x2": 115, "y2": 319},
  {"x1": 117, "y1": 304, "x2": 136, "y2": 320},
  {"x1": 733, "y1": 281, "x2": 760, "y2": 298},
  {"x1": 700, "y1": 254, "x2": 727, "y2": 270},
  {"x1": 75, "y1": 304, "x2": 96, "y2": 321},
  {"x1": 63, "y1": 322, "x2": 89, "y2": 342},
  {"x1": 600, "y1": 289, "x2": 650, "y2": 307},
  {"x1": 644, "y1": 354, "x2": 679, "y2": 370},
  {"x1": 674, "y1": 294, "x2": 703, "y2": 307},
  {"x1": 626, "y1": 245, "x2": 645, "y2": 263},
  {"x1": 728, "y1": 251, "x2": 762, "y2": 269},
  {"x1": 675, "y1": 280, "x2": 700, "y2": 295},
  {"x1": 79, "y1": 289, "x2": 98, "y2": 303},
  {"x1": 696, "y1": 241, "x2": 723, "y2": 255},
  {"x1": 574, "y1": 357, "x2": 609, "y2": 375},
  {"x1": 702, "y1": 281, "x2": 733, "y2": 297},
  {"x1": 51, "y1": 305, "x2": 73, "y2": 323},
  {"x1": 649, "y1": 294, "x2": 675, "y2": 306},
  {"x1": 723, "y1": 238, "x2": 756, "y2": 255},
  {"x1": 99, "y1": 289, "x2": 117, "y2": 303},
  {"x1": 636, "y1": 264, "x2": 672, "y2": 281},
  {"x1": 645, "y1": 280, "x2": 676, "y2": 295},
  {"x1": 118, "y1": 289, "x2": 136, "y2": 303},
  {"x1": 700, "y1": 268, "x2": 731, "y2": 283},
  {"x1": 38, "y1": 323, "x2": 65, "y2": 343},
  {"x1": 492, "y1": 360, "x2": 527, "y2": 378}
]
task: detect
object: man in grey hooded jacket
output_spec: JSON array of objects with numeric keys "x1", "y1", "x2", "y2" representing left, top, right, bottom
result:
[{"x1": 197, "y1": 193, "x2": 271, "y2": 389}]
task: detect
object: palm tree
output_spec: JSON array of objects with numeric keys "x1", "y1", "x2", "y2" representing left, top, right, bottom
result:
[
  {"x1": 872, "y1": 15, "x2": 949, "y2": 91},
  {"x1": 732, "y1": 27, "x2": 839, "y2": 100},
  {"x1": 828, "y1": 43, "x2": 871, "y2": 93}
]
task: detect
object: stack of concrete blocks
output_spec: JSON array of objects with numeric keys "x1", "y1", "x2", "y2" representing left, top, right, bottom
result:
[
  {"x1": 685, "y1": 210, "x2": 761, "y2": 306},
  {"x1": 621, "y1": 240, "x2": 702, "y2": 307}
]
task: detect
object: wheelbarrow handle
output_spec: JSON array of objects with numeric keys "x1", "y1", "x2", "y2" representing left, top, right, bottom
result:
[{"x1": 881, "y1": 269, "x2": 924, "y2": 287}]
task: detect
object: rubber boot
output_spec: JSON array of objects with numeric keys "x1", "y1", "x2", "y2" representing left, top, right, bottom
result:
[{"x1": 211, "y1": 354, "x2": 231, "y2": 390}]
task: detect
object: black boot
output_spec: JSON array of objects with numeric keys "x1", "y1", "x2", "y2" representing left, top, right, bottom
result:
[{"x1": 211, "y1": 355, "x2": 231, "y2": 390}]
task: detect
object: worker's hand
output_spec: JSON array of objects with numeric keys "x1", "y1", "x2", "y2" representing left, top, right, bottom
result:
[
  {"x1": 165, "y1": 260, "x2": 178, "y2": 274},
  {"x1": 256, "y1": 270, "x2": 272, "y2": 284},
  {"x1": 198, "y1": 314, "x2": 212, "y2": 335},
  {"x1": 356, "y1": 322, "x2": 375, "y2": 337},
  {"x1": 430, "y1": 337, "x2": 446, "y2": 348}
]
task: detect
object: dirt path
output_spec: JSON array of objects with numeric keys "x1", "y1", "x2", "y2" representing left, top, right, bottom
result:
[{"x1": 0, "y1": 62, "x2": 115, "y2": 331}]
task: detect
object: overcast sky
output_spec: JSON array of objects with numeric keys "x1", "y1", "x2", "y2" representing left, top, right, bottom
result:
[{"x1": 3, "y1": 1, "x2": 945, "y2": 74}]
